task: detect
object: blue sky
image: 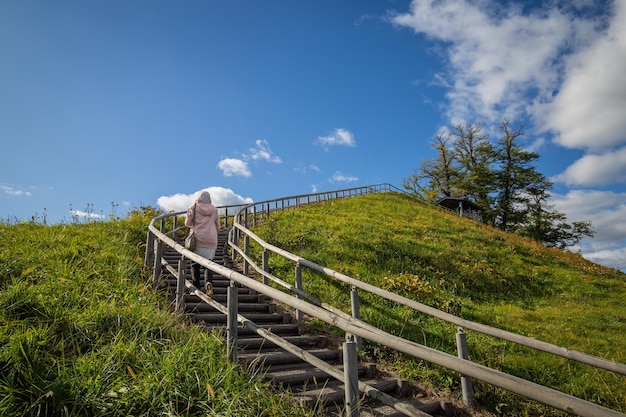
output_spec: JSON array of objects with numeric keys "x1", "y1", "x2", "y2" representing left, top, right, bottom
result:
[{"x1": 2, "y1": 0, "x2": 626, "y2": 271}]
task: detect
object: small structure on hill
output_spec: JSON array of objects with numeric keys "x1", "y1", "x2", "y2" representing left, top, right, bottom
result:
[{"x1": 436, "y1": 196, "x2": 483, "y2": 222}]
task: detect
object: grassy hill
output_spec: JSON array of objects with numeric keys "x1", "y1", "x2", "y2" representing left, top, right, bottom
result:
[
  {"x1": 1, "y1": 192, "x2": 624, "y2": 416},
  {"x1": 0, "y1": 214, "x2": 313, "y2": 417},
  {"x1": 250, "y1": 192, "x2": 626, "y2": 416}
]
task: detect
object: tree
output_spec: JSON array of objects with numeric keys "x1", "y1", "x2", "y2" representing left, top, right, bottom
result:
[
  {"x1": 493, "y1": 120, "x2": 544, "y2": 232},
  {"x1": 518, "y1": 179, "x2": 553, "y2": 243},
  {"x1": 451, "y1": 123, "x2": 496, "y2": 223},
  {"x1": 406, "y1": 119, "x2": 594, "y2": 250},
  {"x1": 403, "y1": 132, "x2": 459, "y2": 201},
  {"x1": 520, "y1": 181, "x2": 595, "y2": 248}
]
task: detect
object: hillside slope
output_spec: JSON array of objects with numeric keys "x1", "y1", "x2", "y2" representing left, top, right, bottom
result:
[
  {"x1": 0, "y1": 217, "x2": 313, "y2": 417},
  {"x1": 252, "y1": 192, "x2": 626, "y2": 415}
]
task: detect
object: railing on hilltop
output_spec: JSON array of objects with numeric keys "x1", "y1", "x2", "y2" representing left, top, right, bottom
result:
[
  {"x1": 146, "y1": 184, "x2": 626, "y2": 417},
  {"x1": 238, "y1": 183, "x2": 398, "y2": 227}
]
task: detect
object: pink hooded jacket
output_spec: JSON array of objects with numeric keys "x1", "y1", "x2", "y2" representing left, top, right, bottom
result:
[{"x1": 185, "y1": 191, "x2": 219, "y2": 249}]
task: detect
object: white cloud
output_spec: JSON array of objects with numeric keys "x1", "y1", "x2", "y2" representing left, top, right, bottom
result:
[
  {"x1": 551, "y1": 189, "x2": 626, "y2": 270},
  {"x1": 553, "y1": 147, "x2": 626, "y2": 186},
  {"x1": 525, "y1": 137, "x2": 546, "y2": 154},
  {"x1": 157, "y1": 186, "x2": 253, "y2": 213},
  {"x1": 294, "y1": 164, "x2": 322, "y2": 175},
  {"x1": 330, "y1": 172, "x2": 359, "y2": 183},
  {"x1": 316, "y1": 128, "x2": 356, "y2": 149},
  {"x1": 542, "y1": 0, "x2": 626, "y2": 150},
  {"x1": 584, "y1": 247, "x2": 626, "y2": 272},
  {"x1": 1, "y1": 185, "x2": 32, "y2": 197},
  {"x1": 218, "y1": 140, "x2": 281, "y2": 178},
  {"x1": 218, "y1": 158, "x2": 251, "y2": 177},
  {"x1": 70, "y1": 210, "x2": 105, "y2": 220},
  {"x1": 248, "y1": 139, "x2": 282, "y2": 163},
  {"x1": 392, "y1": 0, "x2": 573, "y2": 123}
]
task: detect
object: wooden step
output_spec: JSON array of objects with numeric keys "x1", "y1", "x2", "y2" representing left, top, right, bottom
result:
[
  {"x1": 239, "y1": 348, "x2": 342, "y2": 368},
  {"x1": 237, "y1": 334, "x2": 327, "y2": 350},
  {"x1": 185, "y1": 302, "x2": 275, "y2": 314},
  {"x1": 189, "y1": 312, "x2": 292, "y2": 325},
  {"x1": 263, "y1": 363, "x2": 375, "y2": 387},
  {"x1": 236, "y1": 323, "x2": 302, "y2": 336},
  {"x1": 295, "y1": 379, "x2": 402, "y2": 408}
]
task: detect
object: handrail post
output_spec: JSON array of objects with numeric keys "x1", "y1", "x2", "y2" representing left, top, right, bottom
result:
[
  {"x1": 456, "y1": 327, "x2": 475, "y2": 407},
  {"x1": 262, "y1": 249, "x2": 269, "y2": 285},
  {"x1": 350, "y1": 286, "x2": 362, "y2": 350},
  {"x1": 232, "y1": 222, "x2": 240, "y2": 263},
  {"x1": 231, "y1": 231, "x2": 237, "y2": 263},
  {"x1": 152, "y1": 239, "x2": 163, "y2": 289},
  {"x1": 295, "y1": 263, "x2": 303, "y2": 323},
  {"x1": 343, "y1": 334, "x2": 360, "y2": 417},
  {"x1": 243, "y1": 235, "x2": 250, "y2": 275},
  {"x1": 227, "y1": 280, "x2": 238, "y2": 363},
  {"x1": 144, "y1": 230, "x2": 154, "y2": 268},
  {"x1": 176, "y1": 259, "x2": 186, "y2": 312}
]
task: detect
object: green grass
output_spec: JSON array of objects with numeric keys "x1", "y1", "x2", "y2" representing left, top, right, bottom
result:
[
  {"x1": 0, "y1": 215, "x2": 313, "y2": 417},
  {"x1": 250, "y1": 192, "x2": 626, "y2": 416},
  {"x1": 3, "y1": 193, "x2": 624, "y2": 416}
]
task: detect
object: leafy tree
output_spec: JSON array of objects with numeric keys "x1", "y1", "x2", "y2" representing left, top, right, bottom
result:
[
  {"x1": 403, "y1": 132, "x2": 459, "y2": 200},
  {"x1": 405, "y1": 119, "x2": 594, "y2": 250},
  {"x1": 492, "y1": 120, "x2": 548, "y2": 232},
  {"x1": 520, "y1": 180, "x2": 594, "y2": 248},
  {"x1": 451, "y1": 123, "x2": 496, "y2": 223}
]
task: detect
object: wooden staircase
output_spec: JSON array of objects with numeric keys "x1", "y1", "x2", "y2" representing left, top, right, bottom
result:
[{"x1": 157, "y1": 227, "x2": 452, "y2": 417}]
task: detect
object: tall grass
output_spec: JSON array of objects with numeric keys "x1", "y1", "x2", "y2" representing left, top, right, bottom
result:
[
  {"x1": 251, "y1": 192, "x2": 626, "y2": 416},
  {"x1": 0, "y1": 216, "x2": 313, "y2": 417}
]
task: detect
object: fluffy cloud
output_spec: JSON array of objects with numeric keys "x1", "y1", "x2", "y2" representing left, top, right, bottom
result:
[
  {"x1": 70, "y1": 210, "x2": 105, "y2": 220},
  {"x1": 392, "y1": 0, "x2": 573, "y2": 123},
  {"x1": 553, "y1": 147, "x2": 626, "y2": 186},
  {"x1": 316, "y1": 128, "x2": 356, "y2": 149},
  {"x1": 551, "y1": 189, "x2": 626, "y2": 270},
  {"x1": 218, "y1": 140, "x2": 282, "y2": 177},
  {"x1": 330, "y1": 172, "x2": 358, "y2": 183},
  {"x1": 156, "y1": 186, "x2": 253, "y2": 213},
  {"x1": 248, "y1": 139, "x2": 282, "y2": 163},
  {"x1": 584, "y1": 247, "x2": 626, "y2": 271},
  {"x1": 217, "y1": 158, "x2": 251, "y2": 177},
  {"x1": 1, "y1": 185, "x2": 31, "y2": 197},
  {"x1": 542, "y1": 0, "x2": 626, "y2": 150}
]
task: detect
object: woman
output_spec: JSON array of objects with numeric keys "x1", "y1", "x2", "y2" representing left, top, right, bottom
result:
[{"x1": 185, "y1": 191, "x2": 219, "y2": 296}]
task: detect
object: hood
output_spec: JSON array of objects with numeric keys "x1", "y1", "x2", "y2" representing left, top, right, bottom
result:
[{"x1": 195, "y1": 201, "x2": 217, "y2": 216}]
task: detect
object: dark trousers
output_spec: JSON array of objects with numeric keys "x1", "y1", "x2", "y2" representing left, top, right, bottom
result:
[{"x1": 191, "y1": 263, "x2": 213, "y2": 289}]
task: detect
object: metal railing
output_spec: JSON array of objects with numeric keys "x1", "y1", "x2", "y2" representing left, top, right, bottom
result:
[{"x1": 146, "y1": 184, "x2": 626, "y2": 417}]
